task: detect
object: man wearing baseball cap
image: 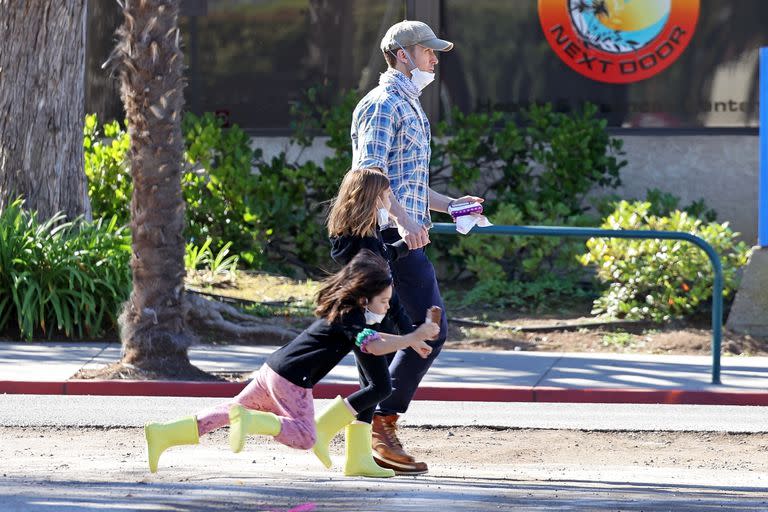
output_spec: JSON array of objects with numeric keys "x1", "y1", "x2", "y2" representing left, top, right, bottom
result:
[
  {"x1": 349, "y1": 20, "x2": 485, "y2": 475},
  {"x1": 380, "y1": 19, "x2": 454, "y2": 53}
]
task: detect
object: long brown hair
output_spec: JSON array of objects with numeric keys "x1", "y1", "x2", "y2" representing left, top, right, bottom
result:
[
  {"x1": 327, "y1": 168, "x2": 390, "y2": 238},
  {"x1": 315, "y1": 249, "x2": 393, "y2": 323}
]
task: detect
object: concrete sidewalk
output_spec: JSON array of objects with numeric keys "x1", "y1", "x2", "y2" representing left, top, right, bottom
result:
[{"x1": 1, "y1": 341, "x2": 767, "y2": 404}]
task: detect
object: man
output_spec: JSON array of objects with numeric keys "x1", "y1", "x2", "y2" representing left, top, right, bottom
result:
[{"x1": 351, "y1": 20, "x2": 484, "y2": 475}]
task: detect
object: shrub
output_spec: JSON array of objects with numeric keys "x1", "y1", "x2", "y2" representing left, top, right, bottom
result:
[
  {"x1": 579, "y1": 200, "x2": 751, "y2": 322},
  {"x1": 0, "y1": 199, "x2": 131, "y2": 340},
  {"x1": 595, "y1": 188, "x2": 718, "y2": 222},
  {"x1": 0, "y1": 196, "x2": 246, "y2": 339},
  {"x1": 185, "y1": 238, "x2": 239, "y2": 286},
  {"x1": 85, "y1": 113, "x2": 266, "y2": 267},
  {"x1": 432, "y1": 103, "x2": 626, "y2": 308},
  {"x1": 257, "y1": 86, "x2": 359, "y2": 273},
  {"x1": 446, "y1": 201, "x2": 595, "y2": 309},
  {"x1": 83, "y1": 114, "x2": 132, "y2": 226},
  {"x1": 181, "y1": 112, "x2": 264, "y2": 266},
  {"x1": 85, "y1": 105, "x2": 355, "y2": 274},
  {"x1": 432, "y1": 103, "x2": 625, "y2": 212}
]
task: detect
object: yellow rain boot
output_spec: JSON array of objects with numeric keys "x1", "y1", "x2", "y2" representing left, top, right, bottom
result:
[
  {"x1": 228, "y1": 404, "x2": 281, "y2": 453},
  {"x1": 344, "y1": 422, "x2": 395, "y2": 477},
  {"x1": 144, "y1": 415, "x2": 199, "y2": 473},
  {"x1": 311, "y1": 395, "x2": 356, "y2": 468}
]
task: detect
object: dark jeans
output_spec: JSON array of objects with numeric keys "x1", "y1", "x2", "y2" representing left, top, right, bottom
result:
[{"x1": 375, "y1": 228, "x2": 448, "y2": 415}]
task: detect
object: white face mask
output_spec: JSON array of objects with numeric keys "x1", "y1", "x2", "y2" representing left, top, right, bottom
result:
[
  {"x1": 410, "y1": 68, "x2": 435, "y2": 91},
  {"x1": 364, "y1": 308, "x2": 386, "y2": 325},
  {"x1": 394, "y1": 42, "x2": 435, "y2": 91},
  {"x1": 377, "y1": 207, "x2": 389, "y2": 226}
]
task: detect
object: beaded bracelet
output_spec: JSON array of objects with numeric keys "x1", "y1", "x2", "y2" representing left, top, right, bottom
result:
[{"x1": 355, "y1": 328, "x2": 381, "y2": 354}]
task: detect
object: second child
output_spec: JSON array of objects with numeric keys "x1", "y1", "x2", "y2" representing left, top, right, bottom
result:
[{"x1": 326, "y1": 168, "x2": 437, "y2": 474}]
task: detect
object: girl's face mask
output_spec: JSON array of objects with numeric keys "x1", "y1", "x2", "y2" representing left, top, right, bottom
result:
[
  {"x1": 377, "y1": 207, "x2": 389, "y2": 226},
  {"x1": 376, "y1": 193, "x2": 391, "y2": 226},
  {"x1": 364, "y1": 308, "x2": 386, "y2": 325}
]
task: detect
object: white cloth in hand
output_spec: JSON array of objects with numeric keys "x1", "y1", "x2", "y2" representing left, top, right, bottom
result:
[{"x1": 455, "y1": 214, "x2": 492, "y2": 235}]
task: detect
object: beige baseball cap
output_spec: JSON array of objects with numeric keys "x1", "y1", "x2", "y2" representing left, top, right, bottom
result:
[{"x1": 380, "y1": 20, "x2": 454, "y2": 53}]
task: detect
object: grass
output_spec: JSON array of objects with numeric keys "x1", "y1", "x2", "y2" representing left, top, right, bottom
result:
[
  {"x1": 601, "y1": 331, "x2": 635, "y2": 349},
  {"x1": 186, "y1": 270, "x2": 319, "y2": 318},
  {"x1": 194, "y1": 271, "x2": 596, "y2": 325},
  {"x1": 181, "y1": 272, "x2": 768, "y2": 357}
]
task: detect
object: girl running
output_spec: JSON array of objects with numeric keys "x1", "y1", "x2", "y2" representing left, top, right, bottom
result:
[{"x1": 144, "y1": 250, "x2": 438, "y2": 478}]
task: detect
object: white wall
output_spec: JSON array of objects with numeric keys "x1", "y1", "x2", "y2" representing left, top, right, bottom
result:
[
  {"x1": 251, "y1": 135, "x2": 760, "y2": 244},
  {"x1": 605, "y1": 135, "x2": 759, "y2": 244}
]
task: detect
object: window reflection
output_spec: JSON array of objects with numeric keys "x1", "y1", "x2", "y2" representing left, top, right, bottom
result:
[
  {"x1": 86, "y1": 0, "x2": 765, "y2": 130},
  {"x1": 441, "y1": 0, "x2": 765, "y2": 128},
  {"x1": 180, "y1": 0, "x2": 404, "y2": 132}
]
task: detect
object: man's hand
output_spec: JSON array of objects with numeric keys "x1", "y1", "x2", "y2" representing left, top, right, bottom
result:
[
  {"x1": 398, "y1": 215, "x2": 430, "y2": 249},
  {"x1": 388, "y1": 190, "x2": 430, "y2": 249}
]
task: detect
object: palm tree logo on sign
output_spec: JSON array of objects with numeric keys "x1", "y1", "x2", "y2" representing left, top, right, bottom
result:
[{"x1": 538, "y1": 0, "x2": 700, "y2": 83}]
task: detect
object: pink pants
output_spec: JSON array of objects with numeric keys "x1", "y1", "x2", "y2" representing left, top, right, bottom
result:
[{"x1": 195, "y1": 364, "x2": 316, "y2": 450}]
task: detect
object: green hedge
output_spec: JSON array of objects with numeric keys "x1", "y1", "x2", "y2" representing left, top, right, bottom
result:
[
  {"x1": 0, "y1": 199, "x2": 131, "y2": 340},
  {"x1": 431, "y1": 103, "x2": 626, "y2": 308},
  {"x1": 84, "y1": 92, "x2": 750, "y2": 320},
  {"x1": 579, "y1": 200, "x2": 750, "y2": 322}
]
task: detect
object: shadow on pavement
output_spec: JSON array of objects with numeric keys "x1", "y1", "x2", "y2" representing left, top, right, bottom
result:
[{"x1": 2, "y1": 475, "x2": 766, "y2": 512}]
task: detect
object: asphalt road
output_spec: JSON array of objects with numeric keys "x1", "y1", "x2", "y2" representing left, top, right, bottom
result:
[
  {"x1": 1, "y1": 396, "x2": 767, "y2": 511},
  {"x1": 2, "y1": 395, "x2": 768, "y2": 432}
]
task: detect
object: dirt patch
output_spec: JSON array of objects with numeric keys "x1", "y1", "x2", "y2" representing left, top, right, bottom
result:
[
  {"x1": 3, "y1": 425, "x2": 767, "y2": 476},
  {"x1": 3, "y1": 425, "x2": 765, "y2": 511},
  {"x1": 403, "y1": 427, "x2": 768, "y2": 473},
  {"x1": 203, "y1": 272, "x2": 768, "y2": 356},
  {"x1": 444, "y1": 322, "x2": 768, "y2": 356}
]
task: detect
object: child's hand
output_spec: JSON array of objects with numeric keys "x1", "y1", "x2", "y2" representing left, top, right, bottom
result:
[
  {"x1": 410, "y1": 339, "x2": 433, "y2": 359},
  {"x1": 415, "y1": 321, "x2": 440, "y2": 341}
]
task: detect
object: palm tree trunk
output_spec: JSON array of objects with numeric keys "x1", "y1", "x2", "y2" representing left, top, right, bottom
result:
[{"x1": 112, "y1": 0, "x2": 198, "y2": 375}]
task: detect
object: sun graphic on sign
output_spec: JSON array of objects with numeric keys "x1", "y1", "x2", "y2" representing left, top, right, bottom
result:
[
  {"x1": 570, "y1": 0, "x2": 671, "y2": 53},
  {"x1": 539, "y1": 0, "x2": 699, "y2": 83}
]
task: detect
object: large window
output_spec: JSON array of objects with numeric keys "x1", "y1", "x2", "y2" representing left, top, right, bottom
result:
[
  {"x1": 441, "y1": 0, "x2": 767, "y2": 128},
  {"x1": 86, "y1": 0, "x2": 405, "y2": 132},
  {"x1": 181, "y1": 0, "x2": 405, "y2": 132},
  {"x1": 86, "y1": 1, "x2": 767, "y2": 131}
]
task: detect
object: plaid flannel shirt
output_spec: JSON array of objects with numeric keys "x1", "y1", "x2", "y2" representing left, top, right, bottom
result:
[{"x1": 351, "y1": 69, "x2": 431, "y2": 228}]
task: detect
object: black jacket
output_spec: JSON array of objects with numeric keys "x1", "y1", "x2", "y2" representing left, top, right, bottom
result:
[
  {"x1": 267, "y1": 309, "x2": 376, "y2": 388},
  {"x1": 329, "y1": 234, "x2": 414, "y2": 335},
  {"x1": 330, "y1": 234, "x2": 409, "y2": 266}
]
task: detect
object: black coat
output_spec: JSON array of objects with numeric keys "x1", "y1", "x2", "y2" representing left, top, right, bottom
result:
[{"x1": 330, "y1": 233, "x2": 414, "y2": 335}]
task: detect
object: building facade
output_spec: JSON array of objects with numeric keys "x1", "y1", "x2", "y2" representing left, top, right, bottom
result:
[{"x1": 86, "y1": 0, "x2": 767, "y2": 242}]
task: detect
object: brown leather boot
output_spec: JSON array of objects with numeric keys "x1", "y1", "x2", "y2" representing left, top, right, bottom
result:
[{"x1": 371, "y1": 414, "x2": 428, "y2": 475}]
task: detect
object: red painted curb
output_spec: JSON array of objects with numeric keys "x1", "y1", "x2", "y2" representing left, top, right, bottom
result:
[
  {"x1": 64, "y1": 380, "x2": 246, "y2": 397},
  {"x1": 533, "y1": 387, "x2": 768, "y2": 406},
  {"x1": 0, "y1": 381, "x2": 65, "y2": 395},
  {"x1": 311, "y1": 383, "x2": 535, "y2": 402},
  {"x1": 2, "y1": 380, "x2": 767, "y2": 406},
  {"x1": 2, "y1": 380, "x2": 536, "y2": 402}
]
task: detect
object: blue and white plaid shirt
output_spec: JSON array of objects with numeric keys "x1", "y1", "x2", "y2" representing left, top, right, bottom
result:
[{"x1": 351, "y1": 69, "x2": 431, "y2": 228}]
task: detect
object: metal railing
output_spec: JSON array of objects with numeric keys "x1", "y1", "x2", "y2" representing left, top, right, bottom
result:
[{"x1": 430, "y1": 223, "x2": 724, "y2": 384}]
